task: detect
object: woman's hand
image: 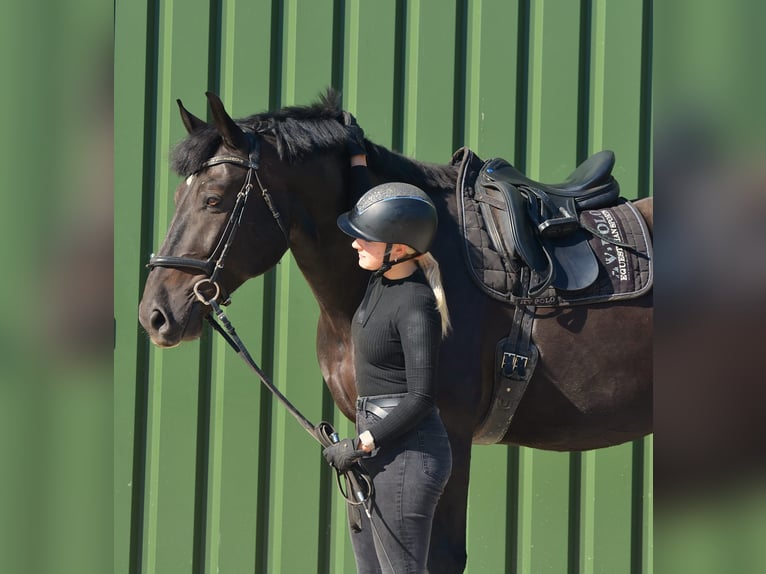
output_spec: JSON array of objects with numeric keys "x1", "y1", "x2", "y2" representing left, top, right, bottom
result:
[{"x1": 322, "y1": 438, "x2": 365, "y2": 471}]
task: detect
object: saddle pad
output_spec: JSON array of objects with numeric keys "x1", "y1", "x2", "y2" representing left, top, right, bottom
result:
[
  {"x1": 526, "y1": 200, "x2": 653, "y2": 306},
  {"x1": 453, "y1": 147, "x2": 653, "y2": 307}
]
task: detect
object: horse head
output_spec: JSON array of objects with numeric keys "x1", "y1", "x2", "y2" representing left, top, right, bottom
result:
[
  {"x1": 139, "y1": 93, "x2": 294, "y2": 347},
  {"x1": 139, "y1": 90, "x2": 370, "y2": 347}
]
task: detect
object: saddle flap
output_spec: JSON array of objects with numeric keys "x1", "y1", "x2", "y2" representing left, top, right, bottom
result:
[
  {"x1": 546, "y1": 229, "x2": 600, "y2": 291},
  {"x1": 478, "y1": 178, "x2": 549, "y2": 276}
]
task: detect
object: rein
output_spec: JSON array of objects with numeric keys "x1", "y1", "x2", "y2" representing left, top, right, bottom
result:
[
  {"x1": 204, "y1": 294, "x2": 373, "y2": 508},
  {"x1": 203, "y1": 293, "x2": 398, "y2": 566},
  {"x1": 146, "y1": 131, "x2": 373, "y2": 509}
]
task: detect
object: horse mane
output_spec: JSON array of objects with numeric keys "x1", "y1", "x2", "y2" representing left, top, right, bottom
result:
[
  {"x1": 170, "y1": 90, "x2": 346, "y2": 175},
  {"x1": 365, "y1": 143, "x2": 457, "y2": 192},
  {"x1": 170, "y1": 89, "x2": 456, "y2": 192}
]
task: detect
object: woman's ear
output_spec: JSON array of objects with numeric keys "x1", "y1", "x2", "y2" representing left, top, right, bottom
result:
[{"x1": 391, "y1": 244, "x2": 409, "y2": 260}]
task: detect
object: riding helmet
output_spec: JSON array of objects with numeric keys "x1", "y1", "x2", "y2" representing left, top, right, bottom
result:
[{"x1": 337, "y1": 182, "x2": 438, "y2": 253}]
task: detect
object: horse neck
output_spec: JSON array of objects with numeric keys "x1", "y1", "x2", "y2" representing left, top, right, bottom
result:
[
  {"x1": 285, "y1": 161, "x2": 368, "y2": 322},
  {"x1": 366, "y1": 143, "x2": 458, "y2": 194},
  {"x1": 290, "y1": 236, "x2": 368, "y2": 322}
]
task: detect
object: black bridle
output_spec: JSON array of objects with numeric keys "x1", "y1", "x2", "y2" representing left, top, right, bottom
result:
[{"x1": 147, "y1": 132, "x2": 289, "y2": 304}]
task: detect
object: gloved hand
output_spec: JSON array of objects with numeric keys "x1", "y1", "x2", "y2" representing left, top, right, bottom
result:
[
  {"x1": 322, "y1": 437, "x2": 365, "y2": 472},
  {"x1": 342, "y1": 111, "x2": 366, "y2": 156}
]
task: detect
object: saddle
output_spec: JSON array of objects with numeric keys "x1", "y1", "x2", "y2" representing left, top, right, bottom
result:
[{"x1": 454, "y1": 147, "x2": 652, "y2": 306}]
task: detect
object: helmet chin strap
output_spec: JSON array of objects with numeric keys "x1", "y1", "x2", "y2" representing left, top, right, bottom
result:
[{"x1": 374, "y1": 243, "x2": 419, "y2": 277}]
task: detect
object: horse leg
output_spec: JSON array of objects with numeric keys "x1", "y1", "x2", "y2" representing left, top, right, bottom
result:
[{"x1": 427, "y1": 436, "x2": 472, "y2": 573}]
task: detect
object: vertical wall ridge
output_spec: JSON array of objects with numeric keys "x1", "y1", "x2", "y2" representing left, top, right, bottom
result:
[
  {"x1": 452, "y1": 0, "x2": 468, "y2": 152},
  {"x1": 128, "y1": 0, "x2": 162, "y2": 570},
  {"x1": 515, "y1": 0, "x2": 530, "y2": 170},
  {"x1": 638, "y1": 0, "x2": 653, "y2": 198},
  {"x1": 577, "y1": 0, "x2": 593, "y2": 160},
  {"x1": 192, "y1": 327, "x2": 213, "y2": 574},
  {"x1": 392, "y1": 0, "x2": 407, "y2": 153}
]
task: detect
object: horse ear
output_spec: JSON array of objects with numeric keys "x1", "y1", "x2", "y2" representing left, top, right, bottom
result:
[
  {"x1": 205, "y1": 91, "x2": 248, "y2": 151},
  {"x1": 177, "y1": 99, "x2": 208, "y2": 133}
]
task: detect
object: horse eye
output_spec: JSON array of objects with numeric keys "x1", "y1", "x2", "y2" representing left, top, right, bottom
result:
[{"x1": 205, "y1": 196, "x2": 222, "y2": 207}]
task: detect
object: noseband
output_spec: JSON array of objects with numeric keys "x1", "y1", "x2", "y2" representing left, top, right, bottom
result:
[{"x1": 147, "y1": 132, "x2": 289, "y2": 304}]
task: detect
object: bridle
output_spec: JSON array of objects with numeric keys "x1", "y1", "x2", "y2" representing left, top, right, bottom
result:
[
  {"x1": 147, "y1": 131, "x2": 289, "y2": 305},
  {"x1": 145, "y1": 130, "x2": 375, "y2": 513}
]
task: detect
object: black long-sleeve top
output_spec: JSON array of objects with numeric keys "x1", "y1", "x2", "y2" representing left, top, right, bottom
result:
[{"x1": 352, "y1": 268, "x2": 442, "y2": 447}]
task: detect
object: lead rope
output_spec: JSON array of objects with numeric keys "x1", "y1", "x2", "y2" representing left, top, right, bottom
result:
[
  {"x1": 197, "y1": 287, "x2": 397, "y2": 572},
  {"x1": 195, "y1": 286, "x2": 373, "y2": 507}
]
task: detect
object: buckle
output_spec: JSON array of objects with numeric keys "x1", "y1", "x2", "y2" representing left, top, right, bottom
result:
[{"x1": 501, "y1": 352, "x2": 528, "y2": 378}]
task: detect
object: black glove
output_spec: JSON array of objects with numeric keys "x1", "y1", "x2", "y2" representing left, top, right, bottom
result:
[
  {"x1": 342, "y1": 111, "x2": 366, "y2": 156},
  {"x1": 322, "y1": 437, "x2": 365, "y2": 472}
]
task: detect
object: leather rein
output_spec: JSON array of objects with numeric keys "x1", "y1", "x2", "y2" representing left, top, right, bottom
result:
[{"x1": 145, "y1": 131, "x2": 372, "y2": 507}]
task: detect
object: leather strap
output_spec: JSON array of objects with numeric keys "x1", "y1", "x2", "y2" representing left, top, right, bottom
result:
[
  {"x1": 147, "y1": 255, "x2": 215, "y2": 275},
  {"x1": 356, "y1": 395, "x2": 403, "y2": 420},
  {"x1": 473, "y1": 270, "x2": 538, "y2": 444}
]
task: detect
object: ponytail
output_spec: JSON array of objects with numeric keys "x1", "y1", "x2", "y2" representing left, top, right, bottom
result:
[{"x1": 415, "y1": 252, "x2": 451, "y2": 338}]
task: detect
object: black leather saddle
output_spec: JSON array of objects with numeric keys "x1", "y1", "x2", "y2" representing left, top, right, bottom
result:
[{"x1": 475, "y1": 151, "x2": 620, "y2": 295}]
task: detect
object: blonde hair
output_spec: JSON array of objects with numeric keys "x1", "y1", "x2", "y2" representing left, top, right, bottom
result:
[{"x1": 409, "y1": 250, "x2": 451, "y2": 338}]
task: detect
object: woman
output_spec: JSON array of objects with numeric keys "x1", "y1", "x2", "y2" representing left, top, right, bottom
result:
[{"x1": 322, "y1": 115, "x2": 453, "y2": 573}]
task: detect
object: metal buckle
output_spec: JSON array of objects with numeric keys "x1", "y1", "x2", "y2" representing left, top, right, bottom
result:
[{"x1": 501, "y1": 352, "x2": 528, "y2": 377}]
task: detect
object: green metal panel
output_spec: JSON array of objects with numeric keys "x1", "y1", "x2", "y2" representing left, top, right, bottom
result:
[
  {"x1": 402, "y1": 0, "x2": 458, "y2": 161},
  {"x1": 115, "y1": 1, "x2": 654, "y2": 572},
  {"x1": 588, "y1": 0, "x2": 651, "y2": 199},
  {"x1": 343, "y1": 1, "x2": 399, "y2": 146},
  {"x1": 114, "y1": 0, "x2": 153, "y2": 572},
  {"x1": 463, "y1": 0, "x2": 523, "y2": 160},
  {"x1": 141, "y1": 3, "x2": 214, "y2": 574},
  {"x1": 527, "y1": 0, "x2": 581, "y2": 180},
  {"x1": 209, "y1": 3, "x2": 275, "y2": 572}
]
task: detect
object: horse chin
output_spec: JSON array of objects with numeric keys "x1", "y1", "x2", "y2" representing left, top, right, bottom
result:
[{"x1": 151, "y1": 338, "x2": 182, "y2": 350}]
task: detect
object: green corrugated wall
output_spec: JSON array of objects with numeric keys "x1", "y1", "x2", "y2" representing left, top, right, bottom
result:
[{"x1": 115, "y1": 1, "x2": 653, "y2": 572}]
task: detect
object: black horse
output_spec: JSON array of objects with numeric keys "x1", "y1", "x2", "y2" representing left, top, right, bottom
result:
[{"x1": 139, "y1": 91, "x2": 652, "y2": 572}]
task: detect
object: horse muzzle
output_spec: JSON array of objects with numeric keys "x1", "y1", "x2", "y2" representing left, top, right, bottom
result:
[{"x1": 138, "y1": 280, "x2": 208, "y2": 348}]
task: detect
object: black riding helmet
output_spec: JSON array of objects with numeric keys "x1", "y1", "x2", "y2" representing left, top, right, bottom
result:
[{"x1": 337, "y1": 182, "x2": 438, "y2": 254}]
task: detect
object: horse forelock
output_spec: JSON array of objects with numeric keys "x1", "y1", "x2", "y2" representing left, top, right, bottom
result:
[
  {"x1": 170, "y1": 124, "x2": 221, "y2": 176},
  {"x1": 170, "y1": 89, "x2": 347, "y2": 175}
]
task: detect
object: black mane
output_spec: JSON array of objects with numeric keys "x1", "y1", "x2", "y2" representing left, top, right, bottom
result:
[
  {"x1": 365, "y1": 144, "x2": 457, "y2": 192},
  {"x1": 170, "y1": 89, "x2": 347, "y2": 176},
  {"x1": 170, "y1": 89, "x2": 456, "y2": 192}
]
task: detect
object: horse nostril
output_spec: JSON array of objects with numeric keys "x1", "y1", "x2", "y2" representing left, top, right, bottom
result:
[{"x1": 150, "y1": 309, "x2": 168, "y2": 333}]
